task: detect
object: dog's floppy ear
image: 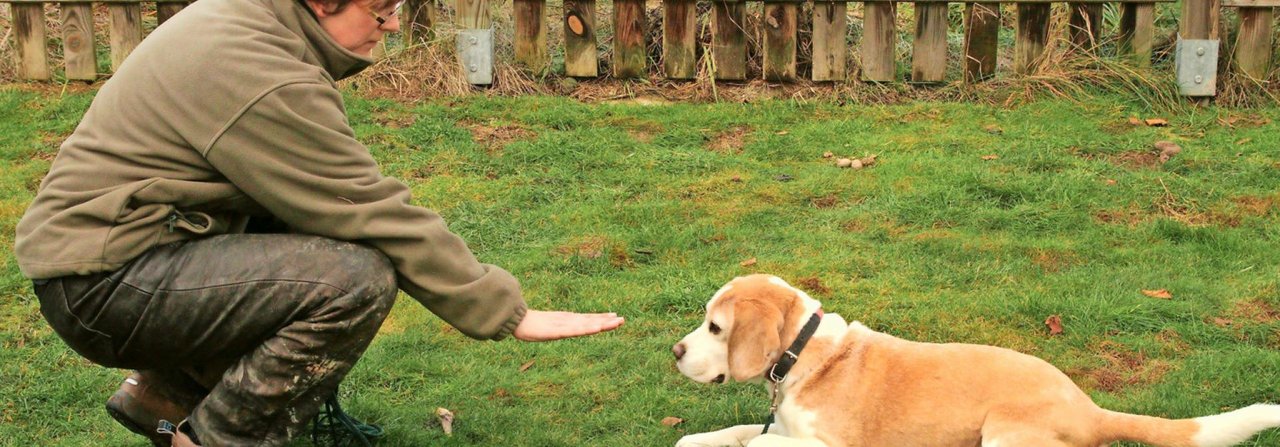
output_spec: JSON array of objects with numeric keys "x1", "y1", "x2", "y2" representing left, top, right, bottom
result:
[{"x1": 728, "y1": 299, "x2": 783, "y2": 382}]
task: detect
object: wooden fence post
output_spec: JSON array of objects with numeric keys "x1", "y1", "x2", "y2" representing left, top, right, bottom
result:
[
  {"x1": 1014, "y1": 2, "x2": 1051, "y2": 74},
  {"x1": 862, "y1": 1, "x2": 896, "y2": 81},
  {"x1": 613, "y1": 0, "x2": 646, "y2": 78},
  {"x1": 912, "y1": 1, "x2": 948, "y2": 83},
  {"x1": 157, "y1": 1, "x2": 188, "y2": 25},
  {"x1": 457, "y1": 0, "x2": 492, "y2": 84},
  {"x1": 963, "y1": 2, "x2": 1000, "y2": 81},
  {"x1": 811, "y1": 0, "x2": 848, "y2": 81},
  {"x1": 13, "y1": 2, "x2": 50, "y2": 80},
  {"x1": 564, "y1": 0, "x2": 598, "y2": 77},
  {"x1": 711, "y1": 0, "x2": 747, "y2": 80},
  {"x1": 663, "y1": 0, "x2": 698, "y2": 79},
  {"x1": 514, "y1": 0, "x2": 549, "y2": 73},
  {"x1": 62, "y1": 2, "x2": 96, "y2": 81},
  {"x1": 1181, "y1": 0, "x2": 1221, "y2": 40}
]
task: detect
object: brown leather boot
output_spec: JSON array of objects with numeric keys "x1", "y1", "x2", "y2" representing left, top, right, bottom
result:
[{"x1": 105, "y1": 371, "x2": 206, "y2": 446}]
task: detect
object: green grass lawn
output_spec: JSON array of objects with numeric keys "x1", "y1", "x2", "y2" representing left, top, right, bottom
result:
[{"x1": 1, "y1": 85, "x2": 1279, "y2": 446}]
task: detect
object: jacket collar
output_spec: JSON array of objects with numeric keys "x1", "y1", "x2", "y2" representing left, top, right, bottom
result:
[{"x1": 276, "y1": 0, "x2": 373, "y2": 81}]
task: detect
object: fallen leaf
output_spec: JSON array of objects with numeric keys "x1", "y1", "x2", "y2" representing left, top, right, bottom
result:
[
  {"x1": 519, "y1": 360, "x2": 535, "y2": 372},
  {"x1": 436, "y1": 407, "x2": 455, "y2": 436},
  {"x1": 775, "y1": 130, "x2": 789, "y2": 136},
  {"x1": 1144, "y1": 118, "x2": 1169, "y2": 127},
  {"x1": 1142, "y1": 289, "x2": 1173, "y2": 300},
  {"x1": 1128, "y1": 117, "x2": 1143, "y2": 126},
  {"x1": 730, "y1": 175, "x2": 742, "y2": 182},
  {"x1": 1105, "y1": 179, "x2": 1117, "y2": 185},
  {"x1": 1236, "y1": 138, "x2": 1252, "y2": 145},
  {"x1": 661, "y1": 416, "x2": 684, "y2": 427},
  {"x1": 981, "y1": 154, "x2": 999, "y2": 161},
  {"x1": 740, "y1": 257, "x2": 757, "y2": 267},
  {"x1": 1045, "y1": 315, "x2": 1064, "y2": 336},
  {"x1": 983, "y1": 124, "x2": 1004, "y2": 135}
]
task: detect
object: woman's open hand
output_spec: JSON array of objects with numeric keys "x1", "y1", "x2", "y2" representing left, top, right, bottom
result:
[{"x1": 513, "y1": 309, "x2": 625, "y2": 342}]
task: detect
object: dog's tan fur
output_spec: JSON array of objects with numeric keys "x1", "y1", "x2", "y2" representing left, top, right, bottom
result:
[{"x1": 673, "y1": 274, "x2": 1280, "y2": 447}]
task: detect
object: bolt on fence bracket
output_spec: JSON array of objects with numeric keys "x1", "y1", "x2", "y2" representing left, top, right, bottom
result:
[
  {"x1": 457, "y1": 28, "x2": 494, "y2": 86},
  {"x1": 1176, "y1": 37, "x2": 1218, "y2": 97}
]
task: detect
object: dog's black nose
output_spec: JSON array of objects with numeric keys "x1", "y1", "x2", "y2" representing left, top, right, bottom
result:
[
  {"x1": 673, "y1": 343, "x2": 686, "y2": 360},
  {"x1": 712, "y1": 374, "x2": 725, "y2": 384}
]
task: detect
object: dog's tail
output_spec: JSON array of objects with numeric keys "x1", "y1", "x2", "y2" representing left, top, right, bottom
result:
[{"x1": 1098, "y1": 404, "x2": 1280, "y2": 447}]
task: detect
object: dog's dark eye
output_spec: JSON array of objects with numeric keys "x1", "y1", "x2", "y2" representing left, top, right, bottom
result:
[{"x1": 708, "y1": 322, "x2": 721, "y2": 335}]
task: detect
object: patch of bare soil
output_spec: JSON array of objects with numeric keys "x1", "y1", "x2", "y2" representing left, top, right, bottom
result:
[
  {"x1": 1072, "y1": 340, "x2": 1174, "y2": 393},
  {"x1": 464, "y1": 121, "x2": 535, "y2": 154},
  {"x1": 705, "y1": 126, "x2": 751, "y2": 154}
]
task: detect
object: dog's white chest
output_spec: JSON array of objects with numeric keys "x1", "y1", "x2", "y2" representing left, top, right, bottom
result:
[{"x1": 775, "y1": 396, "x2": 821, "y2": 438}]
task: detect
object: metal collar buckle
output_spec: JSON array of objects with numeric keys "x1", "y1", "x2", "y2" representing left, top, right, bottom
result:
[{"x1": 768, "y1": 351, "x2": 799, "y2": 382}]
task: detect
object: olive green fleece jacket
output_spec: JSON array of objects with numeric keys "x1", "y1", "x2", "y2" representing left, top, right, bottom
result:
[{"x1": 14, "y1": 0, "x2": 526, "y2": 340}]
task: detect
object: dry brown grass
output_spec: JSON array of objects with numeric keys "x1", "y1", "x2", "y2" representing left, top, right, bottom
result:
[{"x1": 1, "y1": 4, "x2": 17, "y2": 82}]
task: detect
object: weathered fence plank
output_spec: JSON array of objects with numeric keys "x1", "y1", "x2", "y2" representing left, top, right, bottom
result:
[
  {"x1": 664, "y1": 0, "x2": 698, "y2": 79},
  {"x1": 763, "y1": 2, "x2": 798, "y2": 80},
  {"x1": 14, "y1": 3, "x2": 49, "y2": 80},
  {"x1": 712, "y1": 1, "x2": 748, "y2": 80},
  {"x1": 564, "y1": 0, "x2": 598, "y2": 77},
  {"x1": 963, "y1": 2, "x2": 1000, "y2": 81},
  {"x1": 811, "y1": 1, "x2": 848, "y2": 81},
  {"x1": 912, "y1": 2, "x2": 948, "y2": 83},
  {"x1": 1014, "y1": 3, "x2": 1051, "y2": 74},
  {"x1": 62, "y1": 3, "x2": 96, "y2": 81},
  {"x1": 108, "y1": 3, "x2": 144, "y2": 71},
  {"x1": 862, "y1": 1, "x2": 897, "y2": 81},
  {"x1": 514, "y1": 0, "x2": 549, "y2": 72},
  {"x1": 1236, "y1": 7, "x2": 1275, "y2": 79},
  {"x1": 613, "y1": 0, "x2": 646, "y2": 78},
  {"x1": 1118, "y1": 2, "x2": 1154, "y2": 67}
]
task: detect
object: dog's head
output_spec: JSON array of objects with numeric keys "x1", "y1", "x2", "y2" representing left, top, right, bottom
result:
[{"x1": 673, "y1": 274, "x2": 822, "y2": 384}]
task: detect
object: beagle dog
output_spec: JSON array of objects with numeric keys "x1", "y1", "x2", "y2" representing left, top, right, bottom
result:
[{"x1": 672, "y1": 274, "x2": 1280, "y2": 447}]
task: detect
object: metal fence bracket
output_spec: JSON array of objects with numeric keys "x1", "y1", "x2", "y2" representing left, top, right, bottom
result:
[
  {"x1": 457, "y1": 28, "x2": 494, "y2": 86},
  {"x1": 1176, "y1": 38, "x2": 1218, "y2": 97}
]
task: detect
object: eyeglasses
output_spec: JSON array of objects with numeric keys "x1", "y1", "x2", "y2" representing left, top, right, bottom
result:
[{"x1": 362, "y1": 0, "x2": 404, "y2": 26}]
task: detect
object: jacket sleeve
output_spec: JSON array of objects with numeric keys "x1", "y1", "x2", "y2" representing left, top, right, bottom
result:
[{"x1": 203, "y1": 81, "x2": 526, "y2": 340}]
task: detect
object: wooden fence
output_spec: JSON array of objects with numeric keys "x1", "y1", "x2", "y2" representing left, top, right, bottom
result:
[{"x1": 4, "y1": 0, "x2": 1277, "y2": 91}]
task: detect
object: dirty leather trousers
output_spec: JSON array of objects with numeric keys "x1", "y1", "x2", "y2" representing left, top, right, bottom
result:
[{"x1": 34, "y1": 234, "x2": 398, "y2": 446}]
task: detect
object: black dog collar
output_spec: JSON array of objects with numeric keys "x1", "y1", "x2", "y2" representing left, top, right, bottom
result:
[
  {"x1": 767, "y1": 310, "x2": 824, "y2": 383},
  {"x1": 762, "y1": 310, "x2": 824, "y2": 435}
]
